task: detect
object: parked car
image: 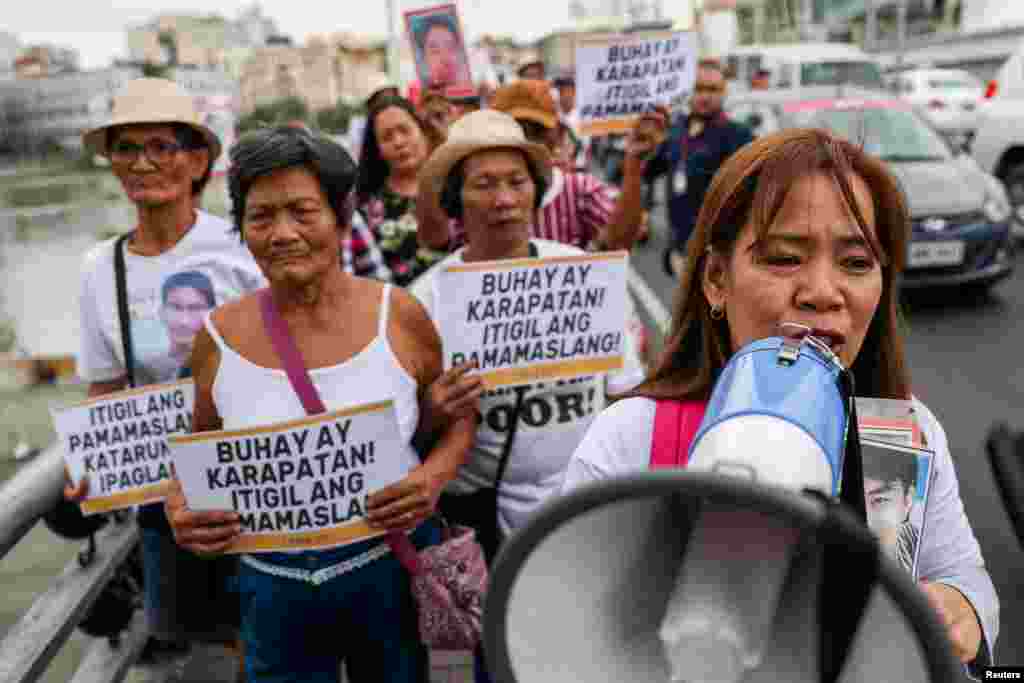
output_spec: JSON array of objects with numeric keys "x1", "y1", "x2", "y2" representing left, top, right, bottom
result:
[
  {"x1": 967, "y1": 54, "x2": 1024, "y2": 240},
  {"x1": 884, "y1": 68, "x2": 983, "y2": 139},
  {"x1": 725, "y1": 43, "x2": 885, "y2": 93},
  {"x1": 728, "y1": 95, "x2": 1015, "y2": 293}
]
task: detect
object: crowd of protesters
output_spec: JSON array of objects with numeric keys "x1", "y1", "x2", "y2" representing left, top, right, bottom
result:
[{"x1": 49, "y1": 51, "x2": 998, "y2": 683}]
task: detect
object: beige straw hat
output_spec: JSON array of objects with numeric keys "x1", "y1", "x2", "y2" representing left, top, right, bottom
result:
[
  {"x1": 82, "y1": 77, "x2": 222, "y2": 162},
  {"x1": 419, "y1": 109, "x2": 552, "y2": 214}
]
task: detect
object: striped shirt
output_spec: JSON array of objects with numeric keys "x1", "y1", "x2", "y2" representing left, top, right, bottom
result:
[
  {"x1": 451, "y1": 168, "x2": 617, "y2": 251},
  {"x1": 341, "y1": 212, "x2": 391, "y2": 282}
]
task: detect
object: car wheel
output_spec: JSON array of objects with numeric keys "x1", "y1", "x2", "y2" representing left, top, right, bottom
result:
[{"x1": 1002, "y1": 163, "x2": 1024, "y2": 240}]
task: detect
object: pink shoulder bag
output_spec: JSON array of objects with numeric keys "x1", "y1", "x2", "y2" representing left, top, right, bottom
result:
[
  {"x1": 650, "y1": 399, "x2": 708, "y2": 469},
  {"x1": 258, "y1": 288, "x2": 486, "y2": 651}
]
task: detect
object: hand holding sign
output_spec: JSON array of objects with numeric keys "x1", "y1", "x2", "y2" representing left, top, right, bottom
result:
[
  {"x1": 165, "y1": 478, "x2": 241, "y2": 556},
  {"x1": 423, "y1": 359, "x2": 485, "y2": 433},
  {"x1": 366, "y1": 464, "x2": 446, "y2": 532},
  {"x1": 63, "y1": 465, "x2": 89, "y2": 502},
  {"x1": 626, "y1": 105, "x2": 670, "y2": 161}
]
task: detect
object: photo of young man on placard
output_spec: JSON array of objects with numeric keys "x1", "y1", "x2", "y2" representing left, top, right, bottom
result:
[{"x1": 405, "y1": 4, "x2": 475, "y2": 98}]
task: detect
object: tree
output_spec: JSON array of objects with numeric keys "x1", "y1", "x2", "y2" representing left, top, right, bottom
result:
[
  {"x1": 315, "y1": 99, "x2": 358, "y2": 134},
  {"x1": 237, "y1": 96, "x2": 310, "y2": 133}
]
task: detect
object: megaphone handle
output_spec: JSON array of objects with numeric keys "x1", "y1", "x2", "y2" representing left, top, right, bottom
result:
[{"x1": 837, "y1": 372, "x2": 867, "y2": 523}]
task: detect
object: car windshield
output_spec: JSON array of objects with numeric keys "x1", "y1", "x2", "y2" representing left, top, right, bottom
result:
[
  {"x1": 801, "y1": 61, "x2": 885, "y2": 88},
  {"x1": 801, "y1": 106, "x2": 953, "y2": 162}
]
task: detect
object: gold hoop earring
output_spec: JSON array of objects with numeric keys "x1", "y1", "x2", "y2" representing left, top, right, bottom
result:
[{"x1": 710, "y1": 303, "x2": 725, "y2": 320}]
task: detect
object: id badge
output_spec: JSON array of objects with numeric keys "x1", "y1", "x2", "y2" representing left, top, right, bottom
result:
[{"x1": 673, "y1": 168, "x2": 688, "y2": 195}]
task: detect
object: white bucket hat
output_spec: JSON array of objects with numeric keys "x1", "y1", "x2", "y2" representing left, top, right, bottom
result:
[
  {"x1": 419, "y1": 109, "x2": 552, "y2": 215},
  {"x1": 82, "y1": 77, "x2": 221, "y2": 162}
]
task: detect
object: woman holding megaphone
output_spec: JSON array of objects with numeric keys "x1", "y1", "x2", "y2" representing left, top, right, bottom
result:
[{"x1": 562, "y1": 128, "x2": 998, "y2": 673}]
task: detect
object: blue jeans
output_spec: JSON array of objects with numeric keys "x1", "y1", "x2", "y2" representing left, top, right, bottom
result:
[
  {"x1": 237, "y1": 522, "x2": 440, "y2": 683},
  {"x1": 140, "y1": 526, "x2": 239, "y2": 644}
]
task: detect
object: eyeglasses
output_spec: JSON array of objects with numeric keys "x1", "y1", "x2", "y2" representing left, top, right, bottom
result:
[
  {"x1": 108, "y1": 138, "x2": 186, "y2": 167},
  {"x1": 694, "y1": 83, "x2": 726, "y2": 94}
]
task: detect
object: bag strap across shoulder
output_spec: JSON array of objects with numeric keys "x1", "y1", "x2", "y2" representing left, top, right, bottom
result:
[
  {"x1": 650, "y1": 399, "x2": 707, "y2": 469},
  {"x1": 257, "y1": 288, "x2": 422, "y2": 574},
  {"x1": 113, "y1": 233, "x2": 137, "y2": 388}
]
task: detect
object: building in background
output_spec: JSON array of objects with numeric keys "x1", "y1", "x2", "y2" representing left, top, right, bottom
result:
[
  {"x1": 14, "y1": 44, "x2": 79, "y2": 79},
  {"x1": 0, "y1": 32, "x2": 20, "y2": 82},
  {"x1": 0, "y1": 66, "x2": 141, "y2": 154},
  {"x1": 126, "y1": 4, "x2": 281, "y2": 78},
  {"x1": 240, "y1": 33, "x2": 386, "y2": 114}
]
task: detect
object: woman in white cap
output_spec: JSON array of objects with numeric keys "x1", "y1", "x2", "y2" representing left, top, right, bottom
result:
[
  {"x1": 409, "y1": 109, "x2": 647, "y2": 682},
  {"x1": 62, "y1": 77, "x2": 265, "y2": 659}
]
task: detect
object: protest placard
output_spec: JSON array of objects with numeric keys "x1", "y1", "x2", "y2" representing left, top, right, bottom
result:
[
  {"x1": 169, "y1": 400, "x2": 409, "y2": 554},
  {"x1": 405, "y1": 4, "x2": 476, "y2": 99},
  {"x1": 576, "y1": 31, "x2": 698, "y2": 136},
  {"x1": 434, "y1": 251, "x2": 629, "y2": 389},
  {"x1": 52, "y1": 380, "x2": 194, "y2": 515}
]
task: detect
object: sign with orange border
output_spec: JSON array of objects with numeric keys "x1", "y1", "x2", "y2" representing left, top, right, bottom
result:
[
  {"x1": 576, "y1": 31, "x2": 697, "y2": 137},
  {"x1": 168, "y1": 401, "x2": 410, "y2": 554},
  {"x1": 433, "y1": 251, "x2": 630, "y2": 389},
  {"x1": 52, "y1": 380, "x2": 194, "y2": 515}
]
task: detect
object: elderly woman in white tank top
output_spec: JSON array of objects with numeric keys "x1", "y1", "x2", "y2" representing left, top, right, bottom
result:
[{"x1": 163, "y1": 126, "x2": 476, "y2": 683}]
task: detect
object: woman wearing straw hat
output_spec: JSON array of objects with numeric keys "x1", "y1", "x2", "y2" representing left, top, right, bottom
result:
[
  {"x1": 62, "y1": 77, "x2": 265, "y2": 659},
  {"x1": 410, "y1": 109, "x2": 646, "y2": 682}
]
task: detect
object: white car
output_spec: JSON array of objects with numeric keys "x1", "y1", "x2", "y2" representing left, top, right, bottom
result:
[
  {"x1": 969, "y1": 55, "x2": 1024, "y2": 239},
  {"x1": 885, "y1": 68, "x2": 983, "y2": 137}
]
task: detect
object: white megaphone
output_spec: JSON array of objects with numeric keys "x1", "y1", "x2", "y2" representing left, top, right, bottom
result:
[
  {"x1": 482, "y1": 326, "x2": 959, "y2": 683},
  {"x1": 656, "y1": 324, "x2": 862, "y2": 683},
  {"x1": 483, "y1": 473, "x2": 958, "y2": 683},
  {"x1": 685, "y1": 323, "x2": 851, "y2": 497}
]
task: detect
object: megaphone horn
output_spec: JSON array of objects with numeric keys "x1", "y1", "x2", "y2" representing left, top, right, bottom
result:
[{"x1": 483, "y1": 471, "x2": 959, "y2": 683}]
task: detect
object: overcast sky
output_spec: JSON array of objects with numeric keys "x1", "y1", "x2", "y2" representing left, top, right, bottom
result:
[{"x1": 6, "y1": 1, "x2": 576, "y2": 69}]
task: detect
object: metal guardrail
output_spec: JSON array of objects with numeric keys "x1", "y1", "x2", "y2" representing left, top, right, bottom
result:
[
  {"x1": 0, "y1": 447, "x2": 65, "y2": 561},
  {"x1": 0, "y1": 446, "x2": 145, "y2": 683},
  {"x1": 0, "y1": 265, "x2": 672, "y2": 683}
]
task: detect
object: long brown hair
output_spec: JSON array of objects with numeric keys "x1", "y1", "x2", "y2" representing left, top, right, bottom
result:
[{"x1": 631, "y1": 128, "x2": 911, "y2": 402}]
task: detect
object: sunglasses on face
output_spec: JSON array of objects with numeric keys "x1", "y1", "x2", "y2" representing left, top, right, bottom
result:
[{"x1": 108, "y1": 138, "x2": 187, "y2": 167}]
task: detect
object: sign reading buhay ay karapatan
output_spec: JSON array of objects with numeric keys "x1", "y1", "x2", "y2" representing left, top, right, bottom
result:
[
  {"x1": 169, "y1": 401, "x2": 409, "y2": 554},
  {"x1": 53, "y1": 380, "x2": 194, "y2": 515},
  {"x1": 576, "y1": 31, "x2": 697, "y2": 136},
  {"x1": 435, "y1": 251, "x2": 629, "y2": 388}
]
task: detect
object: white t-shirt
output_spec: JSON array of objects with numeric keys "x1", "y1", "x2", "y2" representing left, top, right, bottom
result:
[
  {"x1": 77, "y1": 211, "x2": 266, "y2": 386},
  {"x1": 559, "y1": 395, "x2": 1000, "y2": 675},
  {"x1": 409, "y1": 239, "x2": 645, "y2": 534}
]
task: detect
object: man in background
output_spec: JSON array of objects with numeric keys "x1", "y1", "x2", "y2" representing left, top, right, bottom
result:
[{"x1": 644, "y1": 58, "x2": 754, "y2": 278}]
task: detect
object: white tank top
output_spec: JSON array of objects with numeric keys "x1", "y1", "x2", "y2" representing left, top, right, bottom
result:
[{"x1": 203, "y1": 284, "x2": 420, "y2": 475}]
